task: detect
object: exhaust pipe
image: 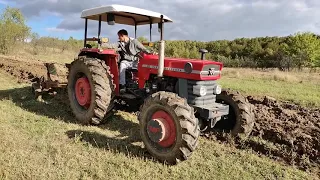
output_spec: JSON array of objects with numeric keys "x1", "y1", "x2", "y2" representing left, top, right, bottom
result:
[
  {"x1": 199, "y1": 49, "x2": 208, "y2": 60},
  {"x1": 158, "y1": 40, "x2": 165, "y2": 77},
  {"x1": 157, "y1": 15, "x2": 165, "y2": 77}
]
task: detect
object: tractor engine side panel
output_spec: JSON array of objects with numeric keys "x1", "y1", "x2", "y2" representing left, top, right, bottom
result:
[
  {"x1": 137, "y1": 54, "x2": 222, "y2": 89},
  {"x1": 143, "y1": 74, "x2": 178, "y2": 95}
]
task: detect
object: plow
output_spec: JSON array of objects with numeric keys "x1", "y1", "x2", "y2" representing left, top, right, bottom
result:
[
  {"x1": 31, "y1": 63, "x2": 69, "y2": 101},
  {"x1": 30, "y1": 4, "x2": 255, "y2": 164}
]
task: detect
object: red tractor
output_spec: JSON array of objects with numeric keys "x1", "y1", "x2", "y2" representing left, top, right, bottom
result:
[{"x1": 33, "y1": 4, "x2": 255, "y2": 164}]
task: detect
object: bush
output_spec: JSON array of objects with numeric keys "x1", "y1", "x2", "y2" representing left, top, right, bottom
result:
[{"x1": 0, "y1": 7, "x2": 30, "y2": 54}]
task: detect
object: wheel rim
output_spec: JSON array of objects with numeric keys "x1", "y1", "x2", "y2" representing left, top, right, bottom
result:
[
  {"x1": 147, "y1": 110, "x2": 176, "y2": 148},
  {"x1": 75, "y1": 77, "x2": 91, "y2": 108}
]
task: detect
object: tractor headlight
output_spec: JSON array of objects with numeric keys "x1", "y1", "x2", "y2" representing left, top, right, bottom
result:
[
  {"x1": 199, "y1": 86, "x2": 207, "y2": 96},
  {"x1": 184, "y1": 62, "x2": 193, "y2": 74},
  {"x1": 214, "y1": 84, "x2": 222, "y2": 94}
]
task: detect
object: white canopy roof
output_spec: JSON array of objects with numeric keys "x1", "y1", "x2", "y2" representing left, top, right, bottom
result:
[{"x1": 81, "y1": 4, "x2": 173, "y2": 26}]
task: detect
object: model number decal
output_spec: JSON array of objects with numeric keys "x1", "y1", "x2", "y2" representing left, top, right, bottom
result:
[
  {"x1": 142, "y1": 64, "x2": 187, "y2": 73},
  {"x1": 141, "y1": 64, "x2": 220, "y2": 76}
]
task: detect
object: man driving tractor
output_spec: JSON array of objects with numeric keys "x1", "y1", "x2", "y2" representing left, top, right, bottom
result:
[
  {"x1": 117, "y1": 29, "x2": 151, "y2": 93},
  {"x1": 30, "y1": 4, "x2": 255, "y2": 165}
]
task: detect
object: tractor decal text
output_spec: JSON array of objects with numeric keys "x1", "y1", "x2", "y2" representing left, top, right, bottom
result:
[
  {"x1": 142, "y1": 64, "x2": 201, "y2": 74},
  {"x1": 141, "y1": 64, "x2": 220, "y2": 76}
]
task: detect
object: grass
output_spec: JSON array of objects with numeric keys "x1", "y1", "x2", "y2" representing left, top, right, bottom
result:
[
  {"x1": 218, "y1": 68, "x2": 320, "y2": 107},
  {"x1": 1, "y1": 44, "x2": 77, "y2": 64},
  {"x1": 0, "y1": 47, "x2": 319, "y2": 179},
  {"x1": 0, "y1": 71, "x2": 317, "y2": 179}
]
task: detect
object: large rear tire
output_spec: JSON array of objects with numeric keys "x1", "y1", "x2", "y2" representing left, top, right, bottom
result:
[
  {"x1": 215, "y1": 89, "x2": 255, "y2": 137},
  {"x1": 138, "y1": 91, "x2": 200, "y2": 164},
  {"x1": 67, "y1": 56, "x2": 115, "y2": 125}
]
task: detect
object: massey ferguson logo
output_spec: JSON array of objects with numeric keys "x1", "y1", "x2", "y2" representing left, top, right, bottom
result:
[{"x1": 208, "y1": 68, "x2": 216, "y2": 76}]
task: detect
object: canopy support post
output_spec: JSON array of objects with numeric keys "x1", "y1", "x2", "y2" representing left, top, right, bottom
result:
[
  {"x1": 135, "y1": 23, "x2": 137, "y2": 38},
  {"x1": 158, "y1": 15, "x2": 164, "y2": 78},
  {"x1": 84, "y1": 18, "x2": 88, "y2": 47},
  {"x1": 98, "y1": 15, "x2": 102, "y2": 48},
  {"x1": 98, "y1": 15, "x2": 101, "y2": 38},
  {"x1": 149, "y1": 17, "x2": 152, "y2": 42}
]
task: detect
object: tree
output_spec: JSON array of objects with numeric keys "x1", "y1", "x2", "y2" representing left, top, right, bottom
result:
[
  {"x1": 29, "y1": 32, "x2": 40, "y2": 55},
  {"x1": 287, "y1": 32, "x2": 320, "y2": 68},
  {"x1": 137, "y1": 36, "x2": 148, "y2": 43},
  {"x1": 0, "y1": 7, "x2": 30, "y2": 54}
]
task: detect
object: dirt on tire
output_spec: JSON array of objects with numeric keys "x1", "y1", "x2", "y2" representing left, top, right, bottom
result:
[
  {"x1": 67, "y1": 56, "x2": 115, "y2": 125},
  {"x1": 214, "y1": 89, "x2": 255, "y2": 137},
  {"x1": 138, "y1": 91, "x2": 200, "y2": 165}
]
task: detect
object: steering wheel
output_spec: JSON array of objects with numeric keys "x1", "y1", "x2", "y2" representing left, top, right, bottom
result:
[{"x1": 134, "y1": 52, "x2": 143, "y2": 59}]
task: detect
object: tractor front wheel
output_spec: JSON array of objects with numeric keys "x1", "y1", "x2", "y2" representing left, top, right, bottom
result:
[
  {"x1": 138, "y1": 91, "x2": 200, "y2": 164},
  {"x1": 215, "y1": 89, "x2": 255, "y2": 137},
  {"x1": 67, "y1": 57, "x2": 115, "y2": 125}
]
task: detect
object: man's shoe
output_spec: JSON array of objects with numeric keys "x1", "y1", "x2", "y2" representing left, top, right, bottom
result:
[
  {"x1": 120, "y1": 88, "x2": 126, "y2": 94},
  {"x1": 119, "y1": 85, "x2": 126, "y2": 94}
]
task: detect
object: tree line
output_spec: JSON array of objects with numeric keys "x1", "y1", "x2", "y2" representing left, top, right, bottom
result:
[
  {"x1": 1, "y1": 6, "x2": 320, "y2": 70},
  {"x1": 157, "y1": 33, "x2": 320, "y2": 70}
]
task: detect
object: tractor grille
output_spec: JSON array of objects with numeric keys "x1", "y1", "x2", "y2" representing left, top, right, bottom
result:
[{"x1": 187, "y1": 80, "x2": 217, "y2": 106}]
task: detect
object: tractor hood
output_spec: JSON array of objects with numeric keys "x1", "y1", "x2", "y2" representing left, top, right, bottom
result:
[{"x1": 138, "y1": 54, "x2": 223, "y2": 81}]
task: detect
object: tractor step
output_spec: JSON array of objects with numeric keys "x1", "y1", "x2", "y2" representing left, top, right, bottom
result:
[
  {"x1": 119, "y1": 93, "x2": 136, "y2": 99},
  {"x1": 194, "y1": 103, "x2": 229, "y2": 118}
]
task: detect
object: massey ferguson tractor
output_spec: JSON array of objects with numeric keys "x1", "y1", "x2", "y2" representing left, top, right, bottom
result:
[{"x1": 32, "y1": 4, "x2": 255, "y2": 165}]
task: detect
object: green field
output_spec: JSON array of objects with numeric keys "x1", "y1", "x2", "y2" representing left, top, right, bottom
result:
[
  {"x1": 219, "y1": 68, "x2": 320, "y2": 107},
  {"x1": 0, "y1": 68, "x2": 318, "y2": 179}
]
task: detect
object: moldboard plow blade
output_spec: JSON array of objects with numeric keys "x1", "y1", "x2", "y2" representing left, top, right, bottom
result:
[{"x1": 31, "y1": 62, "x2": 70, "y2": 101}]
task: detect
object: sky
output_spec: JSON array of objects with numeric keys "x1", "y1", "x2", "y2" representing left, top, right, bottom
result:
[{"x1": 1, "y1": 0, "x2": 320, "y2": 43}]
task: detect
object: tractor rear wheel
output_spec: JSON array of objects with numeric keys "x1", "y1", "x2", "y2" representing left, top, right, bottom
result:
[
  {"x1": 138, "y1": 91, "x2": 200, "y2": 164},
  {"x1": 67, "y1": 56, "x2": 115, "y2": 125},
  {"x1": 214, "y1": 89, "x2": 255, "y2": 137}
]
